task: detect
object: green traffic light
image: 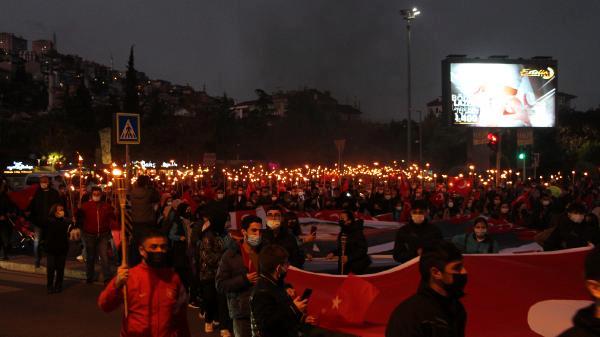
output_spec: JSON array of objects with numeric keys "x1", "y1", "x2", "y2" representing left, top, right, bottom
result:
[{"x1": 518, "y1": 152, "x2": 526, "y2": 160}]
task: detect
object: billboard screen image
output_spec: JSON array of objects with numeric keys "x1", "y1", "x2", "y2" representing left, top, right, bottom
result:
[{"x1": 447, "y1": 60, "x2": 557, "y2": 127}]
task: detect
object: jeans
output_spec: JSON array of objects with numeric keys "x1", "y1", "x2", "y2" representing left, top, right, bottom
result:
[
  {"x1": 34, "y1": 226, "x2": 44, "y2": 265},
  {"x1": 47, "y1": 254, "x2": 66, "y2": 290},
  {"x1": 82, "y1": 232, "x2": 113, "y2": 282}
]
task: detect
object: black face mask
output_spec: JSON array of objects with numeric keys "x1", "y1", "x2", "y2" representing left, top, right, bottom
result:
[
  {"x1": 443, "y1": 273, "x2": 468, "y2": 298},
  {"x1": 144, "y1": 251, "x2": 169, "y2": 268}
]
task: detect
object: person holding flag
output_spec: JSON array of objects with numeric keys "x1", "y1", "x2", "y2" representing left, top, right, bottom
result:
[{"x1": 98, "y1": 228, "x2": 191, "y2": 337}]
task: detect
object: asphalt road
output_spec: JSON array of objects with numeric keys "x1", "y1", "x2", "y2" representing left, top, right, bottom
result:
[{"x1": 0, "y1": 270, "x2": 218, "y2": 337}]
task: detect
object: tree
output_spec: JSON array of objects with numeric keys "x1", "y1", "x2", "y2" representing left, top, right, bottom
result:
[{"x1": 123, "y1": 45, "x2": 138, "y2": 113}]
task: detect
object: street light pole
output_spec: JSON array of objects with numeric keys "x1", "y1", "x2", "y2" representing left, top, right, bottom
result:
[{"x1": 401, "y1": 7, "x2": 420, "y2": 164}]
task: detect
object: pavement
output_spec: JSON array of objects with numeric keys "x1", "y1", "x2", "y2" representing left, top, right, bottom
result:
[{"x1": 0, "y1": 268, "x2": 220, "y2": 337}]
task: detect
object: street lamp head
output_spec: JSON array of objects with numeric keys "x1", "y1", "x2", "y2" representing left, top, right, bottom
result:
[
  {"x1": 400, "y1": 7, "x2": 421, "y2": 20},
  {"x1": 112, "y1": 168, "x2": 123, "y2": 177}
]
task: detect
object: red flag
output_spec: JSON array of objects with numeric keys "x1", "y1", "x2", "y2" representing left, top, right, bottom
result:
[
  {"x1": 332, "y1": 275, "x2": 380, "y2": 324},
  {"x1": 449, "y1": 177, "x2": 472, "y2": 198},
  {"x1": 287, "y1": 247, "x2": 591, "y2": 337},
  {"x1": 8, "y1": 184, "x2": 38, "y2": 211}
]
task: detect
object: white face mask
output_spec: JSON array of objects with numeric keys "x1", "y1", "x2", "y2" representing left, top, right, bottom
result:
[
  {"x1": 411, "y1": 214, "x2": 425, "y2": 224},
  {"x1": 56, "y1": 211, "x2": 65, "y2": 218},
  {"x1": 266, "y1": 219, "x2": 281, "y2": 230},
  {"x1": 271, "y1": 196, "x2": 278, "y2": 201},
  {"x1": 501, "y1": 207, "x2": 510, "y2": 214},
  {"x1": 569, "y1": 213, "x2": 585, "y2": 224},
  {"x1": 395, "y1": 206, "x2": 403, "y2": 211},
  {"x1": 448, "y1": 202, "x2": 454, "y2": 208},
  {"x1": 384, "y1": 195, "x2": 392, "y2": 200},
  {"x1": 40, "y1": 183, "x2": 49, "y2": 189},
  {"x1": 541, "y1": 200, "x2": 550, "y2": 206},
  {"x1": 92, "y1": 196, "x2": 101, "y2": 202},
  {"x1": 216, "y1": 193, "x2": 224, "y2": 200}
]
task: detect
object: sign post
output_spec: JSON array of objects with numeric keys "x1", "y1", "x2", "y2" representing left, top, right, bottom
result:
[
  {"x1": 334, "y1": 139, "x2": 346, "y2": 187},
  {"x1": 116, "y1": 113, "x2": 141, "y2": 188}
]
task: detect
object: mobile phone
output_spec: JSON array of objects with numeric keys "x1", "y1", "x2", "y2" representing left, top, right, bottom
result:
[
  {"x1": 310, "y1": 225, "x2": 317, "y2": 236},
  {"x1": 300, "y1": 288, "x2": 313, "y2": 300}
]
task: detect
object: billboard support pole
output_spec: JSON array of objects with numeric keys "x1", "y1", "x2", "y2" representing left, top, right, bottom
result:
[
  {"x1": 406, "y1": 21, "x2": 412, "y2": 164},
  {"x1": 495, "y1": 132, "x2": 501, "y2": 187}
]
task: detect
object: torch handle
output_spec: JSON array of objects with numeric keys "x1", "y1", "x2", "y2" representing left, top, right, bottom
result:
[{"x1": 120, "y1": 204, "x2": 128, "y2": 317}]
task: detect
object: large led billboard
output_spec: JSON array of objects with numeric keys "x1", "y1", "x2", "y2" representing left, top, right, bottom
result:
[{"x1": 443, "y1": 58, "x2": 557, "y2": 127}]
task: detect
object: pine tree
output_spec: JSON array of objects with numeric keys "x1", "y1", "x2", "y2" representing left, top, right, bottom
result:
[{"x1": 124, "y1": 45, "x2": 138, "y2": 113}]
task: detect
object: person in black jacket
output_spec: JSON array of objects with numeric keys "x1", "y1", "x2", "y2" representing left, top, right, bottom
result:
[
  {"x1": 46, "y1": 203, "x2": 72, "y2": 294},
  {"x1": 28, "y1": 176, "x2": 62, "y2": 268},
  {"x1": 393, "y1": 200, "x2": 443, "y2": 263},
  {"x1": 558, "y1": 246, "x2": 600, "y2": 337},
  {"x1": 262, "y1": 207, "x2": 305, "y2": 268},
  {"x1": 386, "y1": 241, "x2": 468, "y2": 337},
  {"x1": 215, "y1": 215, "x2": 263, "y2": 337},
  {"x1": 326, "y1": 210, "x2": 371, "y2": 275},
  {"x1": 544, "y1": 203, "x2": 600, "y2": 251},
  {"x1": 250, "y1": 244, "x2": 310, "y2": 337}
]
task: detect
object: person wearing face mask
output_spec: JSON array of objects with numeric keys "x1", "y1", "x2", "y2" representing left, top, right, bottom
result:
[
  {"x1": 98, "y1": 229, "x2": 191, "y2": 337},
  {"x1": 194, "y1": 213, "x2": 229, "y2": 335},
  {"x1": 229, "y1": 187, "x2": 248, "y2": 211},
  {"x1": 27, "y1": 175, "x2": 62, "y2": 268},
  {"x1": 326, "y1": 210, "x2": 371, "y2": 275},
  {"x1": 393, "y1": 200, "x2": 443, "y2": 264},
  {"x1": 250, "y1": 244, "x2": 314, "y2": 337},
  {"x1": 532, "y1": 192, "x2": 560, "y2": 230},
  {"x1": 262, "y1": 207, "x2": 305, "y2": 268},
  {"x1": 45, "y1": 204, "x2": 72, "y2": 293},
  {"x1": 558, "y1": 246, "x2": 600, "y2": 337},
  {"x1": 451, "y1": 217, "x2": 499, "y2": 254},
  {"x1": 544, "y1": 203, "x2": 600, "y2": 251},
  {"x1": 386, "y1": 241, "x2": 468, "y2": 337},
  {"x1": 76, "y1": 186, "x2": 115, "y2": 284},
  {"x1": 168, "y1": 203, "x2": 193, "y2": 292},
  {"x1": 216, "y1": 215, "x2": 263, "y2": 337}
]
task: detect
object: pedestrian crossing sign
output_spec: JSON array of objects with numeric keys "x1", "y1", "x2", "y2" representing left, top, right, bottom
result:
[{"x1": 116, "y1": 112, "x2": 141, "y2": 144}]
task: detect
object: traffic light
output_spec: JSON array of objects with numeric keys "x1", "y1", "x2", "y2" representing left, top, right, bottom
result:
[
  {"x1": 487, "y1": 132, "x2": 498, "y2": 152},
  {"x1": 518, "y1": 151, "x2": 526, "y2": 160}
]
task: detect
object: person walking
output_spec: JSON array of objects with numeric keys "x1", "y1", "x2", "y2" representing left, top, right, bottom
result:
[
  {"x1": 77, "y1": 186, "x2": 115, "y2": 283},
  {"x1": 28, "y1": 176, "x2": 62, "y2": 267},
  {"x1": 386, "y1": 241, "x2": 468, "y2": 337},
  {"x1": 45, "y1": 204, "x2": 72, "y2": 293},
  {"x1": 215, "y1": 215, "x2": 263, "y2": 337},
  {"x1": 98, "y1": 229, "x2": 191, "y2": 337}
]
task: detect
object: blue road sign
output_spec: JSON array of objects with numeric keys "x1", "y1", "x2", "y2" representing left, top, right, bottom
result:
[{"x1": 116, "y1": 112, "x2": 141, "y2": 144}]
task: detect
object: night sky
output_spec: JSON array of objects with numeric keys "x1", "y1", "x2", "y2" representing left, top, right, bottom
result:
[{"x1": 2, "y1": 0, "x2": 599, "y2": 121}]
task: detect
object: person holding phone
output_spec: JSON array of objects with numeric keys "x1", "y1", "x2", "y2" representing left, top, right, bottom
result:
[{"x1": 250, "y1": 244, "x2": 315, "y2": 337}]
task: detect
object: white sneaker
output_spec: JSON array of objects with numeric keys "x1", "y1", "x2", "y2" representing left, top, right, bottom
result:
[
  {"x1": 204, "y1": 323, "x2": 214, "y2": 333},
  {"x1": 220, "y1": 330, "x2": 232, "y2": 337}
]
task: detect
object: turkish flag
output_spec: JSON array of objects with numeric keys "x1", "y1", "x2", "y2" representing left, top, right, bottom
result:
[
  {"x1": 449, "y1": 177, "x2": 472, "y2": 198},
  {"x1": 287, "y1": 247, "x2": 591, "y2": 337},
  {"x1": 8, "y1": 184, "x2": 38, "y2": 211}
]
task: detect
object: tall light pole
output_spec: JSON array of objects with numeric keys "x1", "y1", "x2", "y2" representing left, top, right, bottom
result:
[{"x1": 400, "y1": 7, "x2": 420, "y2": 164}]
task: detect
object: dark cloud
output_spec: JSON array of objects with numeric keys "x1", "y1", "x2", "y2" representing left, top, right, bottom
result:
[{"x1": 1, "y1": 0, "x2": 598, "y2": 120}]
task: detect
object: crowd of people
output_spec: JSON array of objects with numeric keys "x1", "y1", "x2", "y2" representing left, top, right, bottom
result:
[{"x1": 0, "y1": 170, "x2": 599, "y2": 337}]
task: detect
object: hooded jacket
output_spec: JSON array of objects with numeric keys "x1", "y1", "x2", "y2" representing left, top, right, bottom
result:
[
  {"x1": 98, "y1": 262, "x2": 190, "y2": 337},
  {"x1": 393, "y1": 220, "x2": 443, "y2": 263}
]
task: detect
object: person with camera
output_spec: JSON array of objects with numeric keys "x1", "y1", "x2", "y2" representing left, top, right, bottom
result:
[{"x1": 250, "y1": 244, "x2": 313, "y2": 337}]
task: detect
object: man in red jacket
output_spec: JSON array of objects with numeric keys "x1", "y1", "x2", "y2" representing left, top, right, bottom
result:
[
  {"x1": 98, "y1": 229, "x2": 191, "y2": 337},
  {"x1": 77, "y1": 186, "x2": 115, "y2": 283}
]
